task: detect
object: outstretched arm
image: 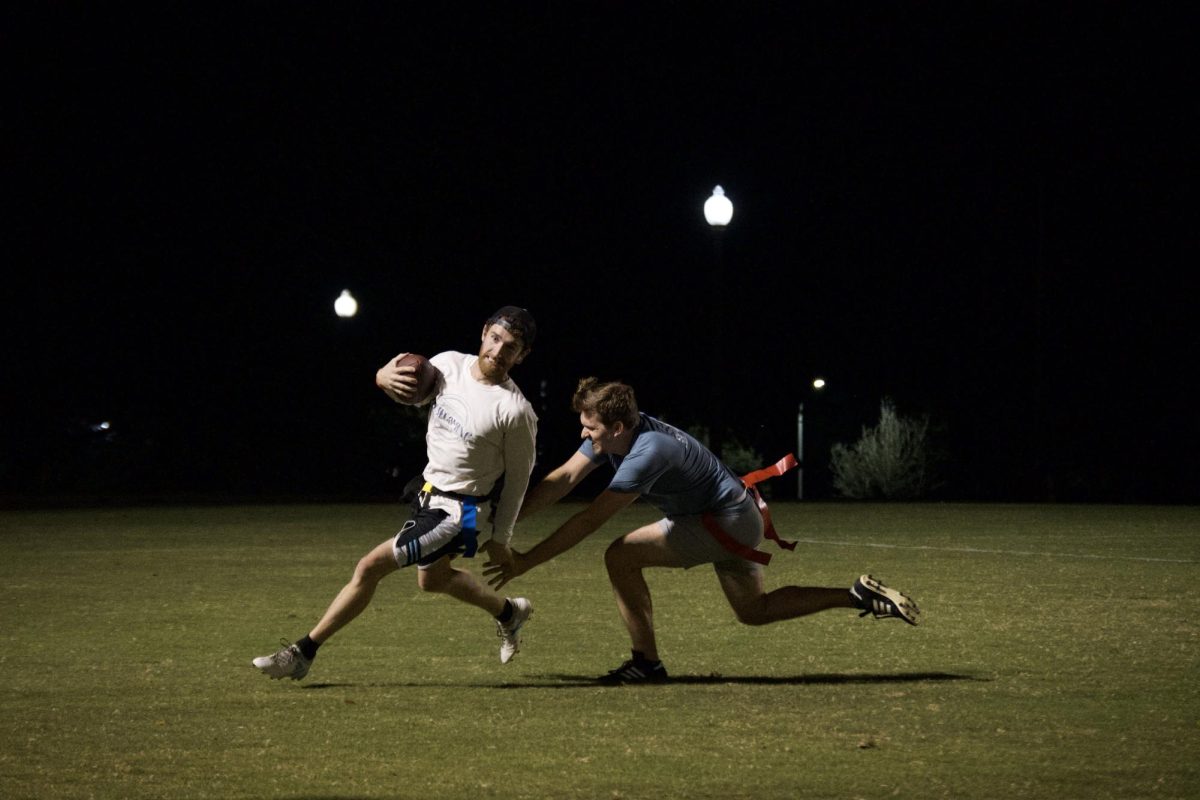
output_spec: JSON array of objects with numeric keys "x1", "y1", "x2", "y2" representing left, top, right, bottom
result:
[
  {"x1": 517, "y1": 450, "x2": 597, "y2": 522},
  {"x1": 485, "y1": 488, "x2": 638, "y2": 590}
]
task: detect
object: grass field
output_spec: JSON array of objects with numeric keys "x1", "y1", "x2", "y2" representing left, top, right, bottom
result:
[{"x1": 1, "y1": 502, "x2": 1197, "y2": 799}]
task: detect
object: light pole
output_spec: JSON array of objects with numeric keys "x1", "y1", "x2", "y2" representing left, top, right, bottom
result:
[
  {"x1": 797, "y1": 403, "x2": 804, "y2": 499},
  {"x1": 797, "y1": 377, "x2": 826, "y2": 499},
  {"x1": 704, "y1": 185, "x2": 733, "y2": 278},
  {"x1": 704, "y1": 185, "x2": 733, "y2": 455},
  {"x1": 704, "y1": 185, "x2": 733, "y2": 296}
]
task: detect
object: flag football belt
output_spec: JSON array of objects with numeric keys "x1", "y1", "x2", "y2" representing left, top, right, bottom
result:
[
  {"x1": 701, "y1": 453, "x2": 799, "y2": 566},
  {"x1": 419, "y1": 482, "x2": 490, "y2": 558}
]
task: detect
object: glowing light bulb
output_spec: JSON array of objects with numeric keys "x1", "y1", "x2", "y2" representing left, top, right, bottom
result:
[
  {"x1": 334, "y1": 289, "x2": 358, "y2": 318},
  {"x1": 704, "y1": 185, "x2": 734, "y2": 227}
]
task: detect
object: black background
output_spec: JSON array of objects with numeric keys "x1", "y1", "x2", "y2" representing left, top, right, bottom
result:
[{"x1": 5, "y1": 4, "x2": 1196, "y2": 504}]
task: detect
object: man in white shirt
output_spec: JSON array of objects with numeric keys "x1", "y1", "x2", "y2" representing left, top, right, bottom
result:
[{"x1": 253, "y1": 306, "x2": 539, "y2": 680}]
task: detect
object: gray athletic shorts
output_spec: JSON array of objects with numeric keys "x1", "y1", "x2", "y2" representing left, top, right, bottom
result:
[{"x1": 660, "y1": 492, "x2": 765, "y2": 575}]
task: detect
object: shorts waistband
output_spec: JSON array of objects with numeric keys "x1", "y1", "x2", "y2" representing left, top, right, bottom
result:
[{"x1": 420, "y1": 482, "x2": 490, "y2": 504}]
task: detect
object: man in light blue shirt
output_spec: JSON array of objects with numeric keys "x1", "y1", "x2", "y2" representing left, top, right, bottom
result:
[{"x1": 486, "y1": 378, "x2": 920, "y2": 683}]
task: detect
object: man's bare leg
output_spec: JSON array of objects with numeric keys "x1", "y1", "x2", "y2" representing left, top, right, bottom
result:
[
  {"x1": 309, "y1": 539, "x2": 400, "y2": 643},
  {"x1": 417, "y1": 555, "x2": 507, "y2": 616},
  {"x1": 604, "y1": 524, "x2": 689, "y2": 662},
  {"x1": 252, "y1": 539, "x2": 399, "y2": 680},
  {"x1": 716, "y1": 569, "x2": 853, "y2": 626}
]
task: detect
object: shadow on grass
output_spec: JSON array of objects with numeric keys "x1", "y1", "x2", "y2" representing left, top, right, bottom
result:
[
  {"x1": 302, "y1": 671, "x2": 982, "y2": 690},
  {"x1": 639, "y1": 671, "x2": 981, "y2": 686},
  {"x1": 530, "y1": 671, "x2": 984, "y2": 687}
]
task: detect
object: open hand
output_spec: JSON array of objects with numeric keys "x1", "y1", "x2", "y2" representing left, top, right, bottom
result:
[{"x1": 482, "y1": 543, "x2": 527, "y2": 591}]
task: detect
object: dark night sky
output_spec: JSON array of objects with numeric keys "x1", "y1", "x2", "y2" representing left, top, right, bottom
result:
[{"x1": 4, "y1": 4, "x2": 1197, "y2": 503}]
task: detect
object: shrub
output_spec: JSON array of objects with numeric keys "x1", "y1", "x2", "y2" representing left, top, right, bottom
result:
[
  {"x1": 830, "y1": 398, "x2": 940, "y2": 500},
  {"x1": 719, "y1": 435, "x2": 767, "y2": 478},
  {"x1": 685, "y1": 424, "x2": 766, "y2": 479}
]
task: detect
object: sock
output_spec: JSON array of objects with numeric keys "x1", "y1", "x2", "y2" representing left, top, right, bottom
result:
[
  {"x1": 632, "y1": 650, "x2": 660, "y2": 666},
  {"x1": 297, "y1": 635, "x2": 320, "y2": 661},
  {"x1": 495, "y1": 599, "x2": 514, "y2": 624}
]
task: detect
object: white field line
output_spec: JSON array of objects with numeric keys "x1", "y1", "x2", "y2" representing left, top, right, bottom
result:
[{"x1": 791, "y1": 538, "x2": 1200, "y2": 565}]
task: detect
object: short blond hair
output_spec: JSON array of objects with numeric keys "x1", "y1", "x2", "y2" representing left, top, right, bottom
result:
[{"x1": 571, "y1": 378, "x2": 639, "y2": 428}]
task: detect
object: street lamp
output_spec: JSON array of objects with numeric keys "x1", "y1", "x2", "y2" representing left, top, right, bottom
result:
[
  {"x1": 334, "y1": 289, "x2": 358, "y2": 318},
  {"x1": 797, "y1": 378, "x2": 827, "y2": 499},
  {"x1": 704, "y1": 185, "x2": 734, "y2": 278},
  {"x1": 704, "y1": 185, "x2": 733, "y2": 227},
  {"x1": 703, "y1": 185, "x2": 734, "y2": 455}
]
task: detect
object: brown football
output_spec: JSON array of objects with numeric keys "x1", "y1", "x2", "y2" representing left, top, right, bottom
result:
[{"x1": 395, "y1": 353, "x2": 439, "y2": 404}]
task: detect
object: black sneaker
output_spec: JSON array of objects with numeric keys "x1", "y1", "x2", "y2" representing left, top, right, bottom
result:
[
  {"x1": 850, "y1": 574, "x2": 920, "y2": 625},
  {"x1": 597, "y1": 658, "x2": 670, "y2": 685}
]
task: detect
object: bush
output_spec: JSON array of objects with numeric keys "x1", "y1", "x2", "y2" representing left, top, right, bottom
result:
[
  {"x1": 685, "y1": 424, "x2": 766, "y2": 479},
  {"x1": 719, "y1": 436, "x2": 767, "y2": 478},
  {"x1": 830, "y1": 398, "x2": 940, "y2": 500}
]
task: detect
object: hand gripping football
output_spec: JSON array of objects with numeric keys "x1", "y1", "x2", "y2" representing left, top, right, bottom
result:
[{"x1": 395, "y1": 353, "x2": 439, "y2": 404}]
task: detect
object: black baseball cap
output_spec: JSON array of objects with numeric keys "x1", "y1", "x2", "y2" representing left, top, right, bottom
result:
[{"x1": 485, "y1": 306, "x2": 537, "y2": 347}]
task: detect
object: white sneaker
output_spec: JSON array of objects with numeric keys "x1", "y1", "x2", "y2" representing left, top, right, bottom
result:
[
  {"x1": 496, "y1": 597, "x2": 532, "y2": 664},
  {"x1": 252, "y1": 640, "x2": 312, "y2": 680}
]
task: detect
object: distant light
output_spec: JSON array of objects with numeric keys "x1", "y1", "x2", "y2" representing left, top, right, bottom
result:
[
  {"x1": 813, "y1": 378, "x2": 826, "y2": 390},
  {"x1": 90, "y1": 421, "x2": 111, "y2": 432},
  {"x1": 704, "y1": 185, "x2": 734, "y2": 227},
  {"x1": 334, "y1": 289, "x2": 358, "y2": 318}
]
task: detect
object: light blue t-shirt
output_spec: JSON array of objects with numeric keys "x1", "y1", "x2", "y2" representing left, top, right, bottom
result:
[{"x1": 579, "y1": 413, "x2": 745, "y2": 516}]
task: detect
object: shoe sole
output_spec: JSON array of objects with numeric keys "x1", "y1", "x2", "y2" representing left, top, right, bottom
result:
[
  {"x1": 597, "y1": 661, "x2": 670, "y2": 685},
  {"x1": 857, "y1": 575, "x2": 920, "y2": 625},
  {"x1": 597, "y1": 672, "x2": 670, "y2": 685},
  {"x1": 253, "y1": 668, "x2": 306, "y2": 680},
  {"x1": 251, "y1": 657, "x2": 309, "y2": 680}
]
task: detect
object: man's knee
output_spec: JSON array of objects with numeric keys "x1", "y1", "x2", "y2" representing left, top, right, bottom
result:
[
  {"x1": 604, "y1": 537, "x2": 631, "y2": 573},
  {"x1": 606, "y1": 528, "x2": 686, "y2": 573},
  {"x1": 354, "y1": 546, "x2": 397, "y2": 586},
  {"x1": 719, "y1": 571, "x2": 771, "y2": 626},
  {"x1": 417, "y1": 560, "x2": 452, "y2": 593},
  {"x1": 730, "y1": 600, "x2": 771, "y2": 626}
]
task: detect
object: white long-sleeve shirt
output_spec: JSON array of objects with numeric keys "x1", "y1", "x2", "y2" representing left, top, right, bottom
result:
[{"x1": 421, "y1": 351, "x2": 537, "y2": 544}]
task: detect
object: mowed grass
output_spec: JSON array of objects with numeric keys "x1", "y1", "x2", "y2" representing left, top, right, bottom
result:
[{"x1": 1, "y1": 502, "x2": 1197, "y2": 800}]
